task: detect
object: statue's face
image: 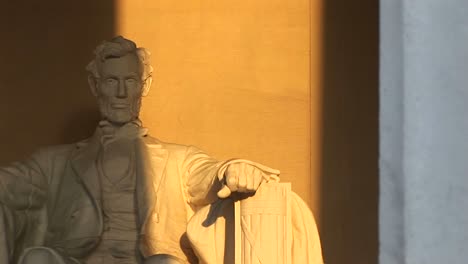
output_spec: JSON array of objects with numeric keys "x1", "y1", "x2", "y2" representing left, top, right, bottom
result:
[{"x1": 96, "y1": 54, "x2": 143, "y2": 125}]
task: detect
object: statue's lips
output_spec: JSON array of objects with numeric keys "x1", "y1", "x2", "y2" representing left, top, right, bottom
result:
[{"x1": 111, "y1": 103, "x2": 130, "y2": 109}]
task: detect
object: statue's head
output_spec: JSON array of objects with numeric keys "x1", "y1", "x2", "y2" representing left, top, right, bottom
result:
[{"x1": 86, "y1": 36, "x2": 153, "y2": 125}]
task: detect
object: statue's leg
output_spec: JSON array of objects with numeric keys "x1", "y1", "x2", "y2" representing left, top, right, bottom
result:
[
  {"x1": 18, "y1": 247, "x2": 81, "y2": 264},
  {"x1": 0, "y1": 204, "x2": 25, "y2": 263}
]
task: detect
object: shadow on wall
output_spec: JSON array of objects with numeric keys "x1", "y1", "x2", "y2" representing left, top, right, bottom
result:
[
  {"x1": 0, "y1": 1, "x2": 115, "y2": 163},
  {"x1": 319, "y1": 1, "x2": 379, "y2": 264}
]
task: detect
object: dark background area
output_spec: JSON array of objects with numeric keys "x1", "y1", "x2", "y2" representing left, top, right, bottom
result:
[
  {"x1": 319, "y1": 1, "x2": 379, "y2": 264},
  {"x1": 0, "y1": 1, "x2": 114, "y2": 163}
]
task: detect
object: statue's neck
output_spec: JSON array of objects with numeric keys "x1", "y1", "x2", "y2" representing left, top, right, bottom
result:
[{"x1": 100, "y1": 119, "x2": 143, "y2": 128}]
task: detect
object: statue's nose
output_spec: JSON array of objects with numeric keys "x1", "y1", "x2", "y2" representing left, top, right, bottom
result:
[{"x1": 116, "y1": 81, "x2": 127, "y2": 98}]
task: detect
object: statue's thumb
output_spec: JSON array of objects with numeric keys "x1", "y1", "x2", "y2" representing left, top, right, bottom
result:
[{"x1": 217, "y1": 184, "x2": 232, "y2": 199}]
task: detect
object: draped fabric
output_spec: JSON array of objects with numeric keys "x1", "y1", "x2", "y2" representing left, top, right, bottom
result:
[{"x1": 187, "y1": 188, "x2": 324, "y2": 264}]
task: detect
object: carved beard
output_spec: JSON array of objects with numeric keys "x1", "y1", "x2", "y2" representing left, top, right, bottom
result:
[{"x1": 98, "y1": 95, "x2": 142, "y2": 125}]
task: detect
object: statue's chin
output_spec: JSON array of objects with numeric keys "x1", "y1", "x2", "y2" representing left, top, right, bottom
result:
[{"x1": 98, "y1": 99, "x2": 142, "y2": 126}]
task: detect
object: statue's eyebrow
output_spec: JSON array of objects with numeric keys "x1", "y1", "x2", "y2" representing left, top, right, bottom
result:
[
  {"x1": 101, "y1": 74, "x2": 118, "y2": 79},
  {"x1": 104, "y1": 54, "x2": 120, "y2": 60}
]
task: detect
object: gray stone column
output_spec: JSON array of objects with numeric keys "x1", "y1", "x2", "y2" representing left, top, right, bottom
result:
[{"x1": 380, "y1": 0, "x2": 468, "y2": 263}]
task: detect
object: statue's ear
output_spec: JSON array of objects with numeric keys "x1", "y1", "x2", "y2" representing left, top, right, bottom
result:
[
  {"x1": 142, "y1": 76, "x2": 152, "y2": 97},
  {"x1": 88, "y1": 75, "x2": 99, "y2": 97}
]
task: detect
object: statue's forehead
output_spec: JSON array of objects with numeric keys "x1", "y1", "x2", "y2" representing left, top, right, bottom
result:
[{"x1": 100, "y1": 54, "x2": 140, "y2": 76}]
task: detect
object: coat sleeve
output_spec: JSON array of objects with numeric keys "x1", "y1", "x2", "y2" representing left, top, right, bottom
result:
[
  {"x1": 0, "y1": 149, "x2": 48, "y2": 210},
  {"x1": 182, "y1": 145, "x2": 227, "y2": 207}
]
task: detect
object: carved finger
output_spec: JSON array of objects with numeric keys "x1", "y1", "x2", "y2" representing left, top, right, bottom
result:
[
  {"x1": 247, "y1": 169, "x2": 255, "y2": 191},
  {"x1": 217, "y1": 184, "x2": 232, "y2": 199},
  {"x1": 238, "y1": 173, "x2": 247, "y2": 192},
  {"x1": 253, "y1": 171, "x2": 263, "y2": 190},
  {"x1": 226, "y1": 172, "x2": 238, "y2": 192}
]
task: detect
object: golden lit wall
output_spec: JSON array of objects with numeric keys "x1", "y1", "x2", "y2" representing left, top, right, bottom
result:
[{"x1": 115, "y1": 0, "x2": 321, "y2": 212}]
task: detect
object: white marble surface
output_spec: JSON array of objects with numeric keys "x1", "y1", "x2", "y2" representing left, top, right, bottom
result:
[{"x1": 380, "y1": 1, "x2": 468, "y2": 263}]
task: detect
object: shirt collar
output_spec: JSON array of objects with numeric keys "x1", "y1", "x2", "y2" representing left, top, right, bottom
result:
[{"x1": 97, "y1": 119, "x2": 148, "y2": 144}]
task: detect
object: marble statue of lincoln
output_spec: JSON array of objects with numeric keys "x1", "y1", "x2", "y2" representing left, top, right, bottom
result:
[{"x1": 0, "y1": 36, "x2": 279, "y2": 264}]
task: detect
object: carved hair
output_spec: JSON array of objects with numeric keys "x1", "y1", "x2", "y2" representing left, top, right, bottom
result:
[{"x1": 86, "y1": 36, "x2": 153, "y2": 82}]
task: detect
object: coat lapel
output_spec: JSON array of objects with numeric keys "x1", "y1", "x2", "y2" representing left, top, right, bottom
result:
[
  {"x1": 70, "y1": 132, "x2": 102, "y2": 202},
  {"x1": 135, "y1": 137, "x2": 168, "y2": 232}
]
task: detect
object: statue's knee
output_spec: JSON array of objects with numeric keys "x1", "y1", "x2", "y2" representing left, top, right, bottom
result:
[{"x1": 19, "y1": 247, "x2": 54, "y2": 264}]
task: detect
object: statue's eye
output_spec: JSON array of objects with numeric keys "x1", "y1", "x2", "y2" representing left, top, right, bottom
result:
[
  {"x1": 106, "y1": 78, "x2": 117, "y2": 85},
  {"x1": 126, "y1": 78, "x2": 136, "y2": 85}
]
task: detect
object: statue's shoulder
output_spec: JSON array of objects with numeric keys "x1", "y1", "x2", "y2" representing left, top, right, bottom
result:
[
  {"x1": 34, "y1": 143, "x2": 77, "y2": 157},
  {"x1": 27, "y1": 143, "x2": 78, "y2": 165},
  {"x1": 142, "y1": 134, "x2": 191, "y2": 153}
]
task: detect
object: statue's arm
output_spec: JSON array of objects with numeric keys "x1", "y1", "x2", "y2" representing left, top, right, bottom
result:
[
  {"x1": 182, "y1": 146, "x2": 224, "y2": 207},
  {"x1": 0, "y1": 150, "x2": 48, "y2": 210},
  {"x1": 181, "y1": 146, "x2": 280, "y2": 207}
]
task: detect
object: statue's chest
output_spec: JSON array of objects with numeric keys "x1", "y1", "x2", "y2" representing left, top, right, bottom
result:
[
  {"x1": 98, "y1": 139, "x2": 136, "y2": 186},
  {"x1": 97, "y1": 140, "x2": 139, "y2": 242},
  {"x1": 97, "y1": 139, "x2": 138, "y2": 215}
]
